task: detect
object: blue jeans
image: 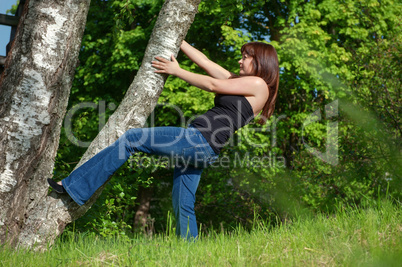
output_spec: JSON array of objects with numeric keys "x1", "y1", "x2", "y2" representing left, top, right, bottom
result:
[{"x1": 62, "y1": 126, "x2": 218, "y2": 239}]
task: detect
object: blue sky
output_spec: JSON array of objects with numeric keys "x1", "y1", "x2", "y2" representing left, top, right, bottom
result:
[{"x1": 0, "y1": 0, "x2": 18, "y2": 57}]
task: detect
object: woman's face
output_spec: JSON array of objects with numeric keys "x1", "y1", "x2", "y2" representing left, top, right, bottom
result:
[{"x1": 238, "y1": 53, "x2": 254, "y2": 76}]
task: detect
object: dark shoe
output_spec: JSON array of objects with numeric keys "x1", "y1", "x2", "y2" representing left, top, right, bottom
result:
[{"x1": 47, "y1": 178, "x2": 67, "y2": 194}]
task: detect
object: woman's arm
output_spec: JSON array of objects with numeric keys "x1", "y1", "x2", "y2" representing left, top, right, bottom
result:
[
  {"x1": 151, "y1": 55, "x2": 267, "y2": 97},
  {"x1": 180, "y1": 41, "x2": 232, "y2": 80}
]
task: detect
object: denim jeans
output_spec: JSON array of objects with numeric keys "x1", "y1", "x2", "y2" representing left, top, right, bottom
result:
[{"x1": 62, "y1": 126, "x2": 218, "y2": 239}]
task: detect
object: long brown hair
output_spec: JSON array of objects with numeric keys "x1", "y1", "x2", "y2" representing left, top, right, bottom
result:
[{"x1": 241, "y1": 42, "x2": 279, "y2": 125}]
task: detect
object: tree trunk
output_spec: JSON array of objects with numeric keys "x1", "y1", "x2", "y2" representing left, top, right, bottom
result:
[
  {"x1": 134, "y1": 186, "x2": 155, "y2": 235},
  {"x1": 0, "y1": 0, "x2": 201, "y2": 250},
  {"x1": 0, "y1": 0, "x2": 91, "y2": 248}
]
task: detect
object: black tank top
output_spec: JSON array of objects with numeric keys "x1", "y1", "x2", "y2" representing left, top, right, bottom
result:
[{"x1": 191, "y1": 94, "x2": 254, "y2": 154}]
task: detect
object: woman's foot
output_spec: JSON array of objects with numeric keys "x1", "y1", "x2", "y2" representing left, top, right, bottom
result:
[{"x1": 47, "y1": 178, "x2": 67, "y2": 194}]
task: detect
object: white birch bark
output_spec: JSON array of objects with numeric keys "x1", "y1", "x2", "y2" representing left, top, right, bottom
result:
[
  {"x1": 0, "y1": 0, "x2": 201, "y2": 250},
  {"x1": 0, "y1": 0, "x2": 91, "y2": 248}
]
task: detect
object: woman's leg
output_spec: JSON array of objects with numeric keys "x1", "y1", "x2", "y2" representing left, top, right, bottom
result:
[
  {"x1": 172, "y1": 164, "x2": 203, "y2": 240},
  {"x1": 60, "y1": 125, "x2": 216, "y2": 239},
  {"x1": 61, "y1": 127, "x2": 209, "y2": 206},
  {"x1": 61, "y1": 137, "x2": 131, "y2": 205},
  {"x1": 62, "y1": 127, "x2": 191, "y2": 205}
]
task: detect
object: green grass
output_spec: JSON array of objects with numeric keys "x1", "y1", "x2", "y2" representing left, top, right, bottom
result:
[{"x1": 1, "y1": 199, "x2": 401, "y2": 266}]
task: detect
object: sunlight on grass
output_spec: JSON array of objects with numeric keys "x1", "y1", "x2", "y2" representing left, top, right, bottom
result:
[{"x1": 1, "y1": 199, "x2": 400, "y2": 266}]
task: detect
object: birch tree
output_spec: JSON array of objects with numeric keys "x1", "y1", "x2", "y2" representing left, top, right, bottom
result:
[
  {"x1": 0, "y1": 0, "x2": 201, "y2": 250},
  {"x1": 0, "y1": 0, "x2": 91, "y2": 249}
]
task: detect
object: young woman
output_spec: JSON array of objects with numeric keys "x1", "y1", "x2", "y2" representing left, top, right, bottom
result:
[{"x1": 48, "y1": 40, "x2": 279, "y2": 239}]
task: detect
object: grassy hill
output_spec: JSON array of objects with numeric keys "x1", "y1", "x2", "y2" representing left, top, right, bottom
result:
[{"x1": 1, "y1": 199, "x2": 400, "y2": 266}]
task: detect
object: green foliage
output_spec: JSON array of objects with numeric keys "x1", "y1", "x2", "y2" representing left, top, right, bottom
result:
[
  {"x1": 255, "y1": 0, "x2": 401, "y2": 212},
  {"x1": 6, "y1": 0, "x2": 19, "y2": 15}
]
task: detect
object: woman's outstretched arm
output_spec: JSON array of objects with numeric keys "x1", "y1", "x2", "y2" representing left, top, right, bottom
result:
[
  {"x1": 180, "y1": 41, "x2": 231, "y2": 80},
  {"x1": 152, "y1": 55, "x2": 267, "y2": 98}
]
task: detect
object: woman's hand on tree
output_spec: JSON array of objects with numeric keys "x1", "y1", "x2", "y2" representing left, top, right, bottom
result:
[{"x1": 152, "y1": 55, "x2": 181, "y2": 76}]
